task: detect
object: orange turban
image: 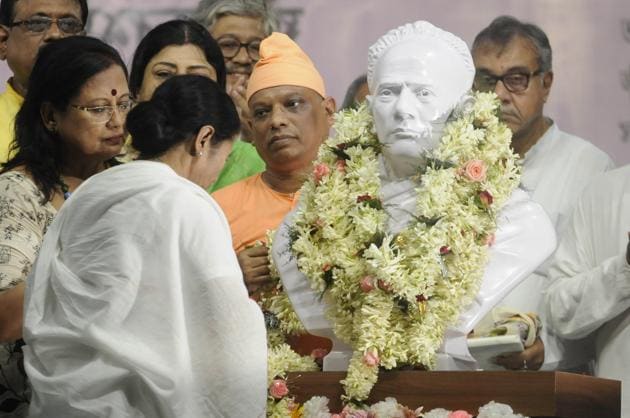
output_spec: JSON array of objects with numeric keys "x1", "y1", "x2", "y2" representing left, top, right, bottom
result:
[{"x1": 246, "y1": 32, "x2": 326, "y2": 102}]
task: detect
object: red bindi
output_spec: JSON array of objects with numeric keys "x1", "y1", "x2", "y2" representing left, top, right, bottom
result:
[{"x1": 111, "y1": 89, "x2": 117, "y2": 96}]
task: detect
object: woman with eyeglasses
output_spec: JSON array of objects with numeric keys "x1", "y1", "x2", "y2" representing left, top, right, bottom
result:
[
  {"x1": 0, "y1": 35, "x2": 128, "y2": 416},
  {"x1": 126, "y1": 19, "x2": 265, "y2": 193},
  {"x1": 22, "y1": 75, "x2": 266, "y2": 417}
]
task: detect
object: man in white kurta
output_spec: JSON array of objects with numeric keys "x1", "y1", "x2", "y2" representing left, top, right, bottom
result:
[
  {"x1": 544, "y1": 165, "x2": 630, "y2": 416},
  {"x1": 472, "y1": 16, "x2": 614, "y2": 370},
  {"x1": 503, "y1": 123, "x2": 614, "y2": 314},
  {"x1": 22, "y1": 161, "x2": 267, "y2": 418},
  {"x1": 501, "y1": 123, "x2": 613, "y2": 370}
]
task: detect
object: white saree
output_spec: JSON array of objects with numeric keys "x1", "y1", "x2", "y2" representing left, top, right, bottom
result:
[{"x1": 22, "y1": 161, "x2": 267, "y2": 418}]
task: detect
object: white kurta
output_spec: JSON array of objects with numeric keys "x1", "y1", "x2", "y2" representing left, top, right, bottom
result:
[
  {"x1": 502, "y1": 123, "x2": 614, "y2": 312},
  {"x1": 22, "y1": 162, "x2": 267, "y2": 418},
  {"x1": 497, "y1": 123, "x2": 614, "y2": 369},
  {"x1": 545, "y1": 165, "x2": 630, "y2": 416},
  {"x1": 273, "y1": 188, "x2": 556, "y2": 370}
]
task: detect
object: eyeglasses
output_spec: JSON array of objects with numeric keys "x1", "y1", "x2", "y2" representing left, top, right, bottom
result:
[
  {"x1": 473, "y1": 69, "x2": 544, "y2": 93},
  {"x1": 70, "y1": 101, "x2": 133, "y2": 123},
  {"x1": 10, "y1": 16, "x2": 84, "y2": 35},
  {"x1": 217, "y1": 36, "x2": 261, "y2": 60}
]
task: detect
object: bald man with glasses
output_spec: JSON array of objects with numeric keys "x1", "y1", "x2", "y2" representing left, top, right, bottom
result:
[
  {"x1": 0, "y1": 0, "x2": 87, "y2": 163},
  {"x1": 471, "y1": 15, "x2": 614, "y2": 372}
]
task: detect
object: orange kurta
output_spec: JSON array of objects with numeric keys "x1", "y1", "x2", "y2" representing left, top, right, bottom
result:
[
  {"x1": 212, "y1": 173, "x2": 331, "y2": 356},
  {"x1": 212, "y1": 173, "x2": 300, "y2": 252}
]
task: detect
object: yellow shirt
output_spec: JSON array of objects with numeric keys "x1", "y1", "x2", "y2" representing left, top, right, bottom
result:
[
  {"x1": 212, "y1": 173, "x2": 299, "y2": 252},
  {"x1": 0, "y1": 82, "x2": 23, "y2": 163}
]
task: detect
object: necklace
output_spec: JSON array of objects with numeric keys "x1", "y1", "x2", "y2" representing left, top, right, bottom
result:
[{"x1": 285, "y1": 92, "x2": 520, "y2": 402}]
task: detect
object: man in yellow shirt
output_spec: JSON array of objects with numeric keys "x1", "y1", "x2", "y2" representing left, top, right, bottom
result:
[{"x1": 0, "y1": 0, "x2": 87, "y2": 163}]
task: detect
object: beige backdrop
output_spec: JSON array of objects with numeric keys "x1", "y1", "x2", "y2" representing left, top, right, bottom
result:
[{"x1": 1, "y1": 0, "x2": 629, "y2": 164}]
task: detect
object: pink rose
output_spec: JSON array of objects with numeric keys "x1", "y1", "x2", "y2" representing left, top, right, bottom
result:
[
  {"x1": 377, "y1": 279, "x2": 392, "y2": 292},
  {"x1": 286, "y1": 399, "x2": 298, "y2": 412},
  {"x1": 462, "y1": 159, "x2": 487, "y2": 182},
  {"x1": 360, "y1": 275, "x2": 375, "y2": 293},
  {"x1": 356, "y1": 194, "x2": 372, "y2": 203},
  {"x1": 313, "y1": 163, "x2": 330, "y2": 184},
  {"x1": 311, "y1": 347, "x2": 329, "y2": 359},
  {"x1": 363, "y1": 350, "x2": 380, "y2": 367},
  {"x1": 336, "y1": 159, "x2": 347, "y2": 173},
  {"x1": 448, "y1": 411, "x2": 472, "y2": 418},
  {"x1": 269, "y1": 379, "x2": 289, "y2": 399},
  {"x1": 331, "y1": 415, "x2": 343, "y2": 418},
  {"x1": 402, "y1": 406, "x2": 418, "y2": 418},
  {"x1": 479, "y1": 190, "x2": 494, "y2": 207},
  {"x1": 439, "y1": 245, "x2": 451, "y2": 255},
  {"x1": 484, "y1": 233, "x2": 496, "y2": 246},
  {"x1": 340, "y1": 407, "x2": 369, "y2": 418}
]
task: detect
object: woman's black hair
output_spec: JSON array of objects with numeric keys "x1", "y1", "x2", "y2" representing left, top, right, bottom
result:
[
  {"x1": 127, "y1": 74, "x2": 239, "y2": 159},
  {"x1": 2, "y1": 36, "x2": 128, "y2": 203},
  {"x1": 129, "y1": 19, "x2": 226, "y2": 97}
]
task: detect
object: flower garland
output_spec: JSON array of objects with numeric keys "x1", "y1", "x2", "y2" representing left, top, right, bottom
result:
[
  {"x1": 260, "y1": 231, "x2": 306, "y2": 340},
  {"x1": 249, "y1": 232, "x2": 318, "y2": 416},
  {"x1": 266, "y1": 343, "x2": 319, "y2": 417},
  {"x1": 300, "y1": 397, "x2": 528, "y2": 418},
  {"x1": 288, "y1": 91, "x2": 520, "y2": 402}
]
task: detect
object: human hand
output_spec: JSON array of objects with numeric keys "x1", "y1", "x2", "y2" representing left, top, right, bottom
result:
[
  {"x1": 494, "y1": 337, "x2": 544, "y2": 371},
  {"x1": 0, "y1": 282, "x2": 25, "y2": 342},
  {"x1": 236, "y1": 245, "x2": 272, "y2": 294},
  {"x1": 227, "y1": 74, "x2": 254, "y2": 142}
]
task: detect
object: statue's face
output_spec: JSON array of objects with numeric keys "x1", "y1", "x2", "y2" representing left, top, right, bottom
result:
[{"x1": 369, "y1": 38, "x2": 470, "y2": 159}]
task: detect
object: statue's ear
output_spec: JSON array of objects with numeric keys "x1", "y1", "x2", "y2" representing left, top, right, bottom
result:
[
  {"x1": 365, "y1": 94, "x2": 374, "y2": 109},
  {"x1": 450, "y1": 93, "x2": 475, "y2": 120}
]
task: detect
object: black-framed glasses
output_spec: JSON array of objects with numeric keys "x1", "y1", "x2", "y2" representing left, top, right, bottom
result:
[
  {"x1": 473, "y1": 69, "x2": 544, "y2": 93},
  {"x1": 70, "y1": 101, "x2": 133, "y2": 123},
  {"x1": 217, "y1": 36, "x2": 261, "y2": 60},
  {"x1": 10, "y1": 16, "x2": 84, "y2": 35}
]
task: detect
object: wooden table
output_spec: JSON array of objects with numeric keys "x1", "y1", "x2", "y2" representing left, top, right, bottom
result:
[{"x1": 286, "y1": 371, "x2": 620, "y2": 417}]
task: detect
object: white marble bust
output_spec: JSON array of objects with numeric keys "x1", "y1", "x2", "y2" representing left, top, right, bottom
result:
[
  {"x1": 272, "y1": 21, "x2": 556, "y2": 371},
  {"x1": 367, "y1": 21, "x2": 475, "y2": 233}
]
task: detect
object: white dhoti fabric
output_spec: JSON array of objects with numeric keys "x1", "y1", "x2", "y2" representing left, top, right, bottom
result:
[{"x1": 23, "y1": 161, "x2": 267, "y2": 418}]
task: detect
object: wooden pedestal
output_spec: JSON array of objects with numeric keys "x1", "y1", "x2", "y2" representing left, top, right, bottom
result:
[{"x1": 286, "y1": 371, "x2": 620, "y2": 417}]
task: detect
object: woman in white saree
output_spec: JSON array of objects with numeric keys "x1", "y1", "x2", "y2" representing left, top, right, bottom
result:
[{"x1": 22, "y1": 75, "x2": 267, "y2": 418}]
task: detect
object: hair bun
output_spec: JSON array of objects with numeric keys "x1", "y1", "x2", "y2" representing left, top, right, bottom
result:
[
  {"x1": 126, "y1": 75, "x2": 241, "y2": 159},
  {"x1": 127, "y1": 101, "x2": 176, "y2": 156}
]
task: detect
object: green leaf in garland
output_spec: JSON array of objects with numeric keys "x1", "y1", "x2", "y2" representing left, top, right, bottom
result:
[{"x1": 426, "y1": 157, "x2": 456, "y2": 170}]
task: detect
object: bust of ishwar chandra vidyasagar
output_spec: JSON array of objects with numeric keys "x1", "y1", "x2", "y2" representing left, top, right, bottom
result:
[{"x1": 272, "y1": 21, "x2": 555, "y2": 371}]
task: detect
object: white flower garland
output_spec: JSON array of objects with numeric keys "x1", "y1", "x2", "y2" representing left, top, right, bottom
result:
[
  {"x1": 260, "y1": 231, "x2": 306, "y2": 338},
  {"x1": 266, "y1": 343, "x2": 319, "y2": 417},
  {"x1": 301, "y1": 397, "x2": 528, "y2": 418},
  {"x1": 287, "y1": 92, "x2": 520, "y2": 402}
]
